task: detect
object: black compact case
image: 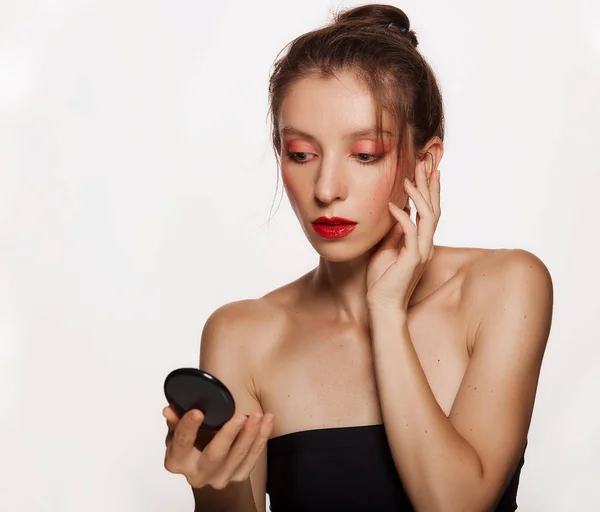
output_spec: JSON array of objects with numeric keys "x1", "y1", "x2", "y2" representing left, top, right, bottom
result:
[{"x1": 164, "y1": 368, "x2": 236, "y2": 430}]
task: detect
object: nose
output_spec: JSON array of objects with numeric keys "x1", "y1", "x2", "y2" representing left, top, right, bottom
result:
[{"x1": 313, "y1": 154, "x2": 347, "y2": 205}]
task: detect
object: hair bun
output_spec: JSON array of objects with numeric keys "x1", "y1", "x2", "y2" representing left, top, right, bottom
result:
[{"x1": 334, "y1": 4, "x2": 419, "y2": 48}]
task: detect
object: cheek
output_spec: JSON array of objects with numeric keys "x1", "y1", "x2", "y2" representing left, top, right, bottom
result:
[
  {"x1": 281, "y1": 165, "x2": 300, "y2": 205},
  {"x1": 370, "y1": 171, "x2": 398, "y2": 210}
]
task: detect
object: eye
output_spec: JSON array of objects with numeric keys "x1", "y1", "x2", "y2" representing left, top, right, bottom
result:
[
  {"x1": 287, "y1": 151, "x2": 315, "y2": 164},
  {"x1": 355, "y1": 153, "x2": 383, "y2": 164}
]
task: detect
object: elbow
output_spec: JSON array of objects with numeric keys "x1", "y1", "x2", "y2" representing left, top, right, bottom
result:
[
  {"x1": 417, "y1": 496, "x2": 495, "y2": 512},
  {"x1": 412, "y1": 466, "x2": 490, "y2": 512}
]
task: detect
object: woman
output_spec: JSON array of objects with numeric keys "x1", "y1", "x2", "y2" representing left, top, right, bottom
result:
[{"x1": 162, "y1": 4, "x2": 553, "y2": 511}]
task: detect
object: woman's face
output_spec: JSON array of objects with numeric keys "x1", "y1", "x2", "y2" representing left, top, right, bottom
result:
[{"x1": 278, "y1": 70, "x2": 407, "y2": 263}]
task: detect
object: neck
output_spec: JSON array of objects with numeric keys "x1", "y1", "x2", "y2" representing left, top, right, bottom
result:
[
  {"x1": 306, "y1": 245, "x2": 443, "y2": 328},
  {"x1": 309, "y1": 247, "x2": 377, "y2": 328}
]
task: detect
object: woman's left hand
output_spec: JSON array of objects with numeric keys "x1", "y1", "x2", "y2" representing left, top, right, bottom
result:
[{"x1": 366, "y1": 165, "x2": 441, "y2": 312}]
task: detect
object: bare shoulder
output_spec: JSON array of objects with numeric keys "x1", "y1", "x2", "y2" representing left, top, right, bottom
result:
[
  {"x1": 460, "y1": 248, "x2": 554, "y2": 351},
  {"x1": 203, "y1": 297, "x2": 283, "y2": 338},
  {"x1": 201, "y1": 296, "x2": 286, "y2": 364},
  {"x1": 197, "y1": 294, "x2": 290, "y2": 416},
  {"x1": 462, "y1": 248, "x2": 553, "y2": 300},
  {"x1": 200, "y1": 275, "x2": 307, "y2": 379}
]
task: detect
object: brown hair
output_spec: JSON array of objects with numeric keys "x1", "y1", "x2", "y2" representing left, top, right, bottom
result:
[{"x1": 267, "y1": 3, "x2": 445, "y2": 218}]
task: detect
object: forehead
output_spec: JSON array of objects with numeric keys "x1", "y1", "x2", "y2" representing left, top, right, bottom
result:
[{"x1": 279, "y1": 70, "x2": 394, "y2": 136}]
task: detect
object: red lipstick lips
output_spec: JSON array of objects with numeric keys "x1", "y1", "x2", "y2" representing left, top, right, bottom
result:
[{"x1": 311, "y1": 217, "x2": 358, "y2": 239}]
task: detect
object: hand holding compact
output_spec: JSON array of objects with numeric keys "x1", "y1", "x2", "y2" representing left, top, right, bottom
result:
[
  {"x1": 163, "y1": 407, "x2": 273, "y2": 489},
  {"x1": 162, "y1": 368, "x2": 274, "y2": 489}
]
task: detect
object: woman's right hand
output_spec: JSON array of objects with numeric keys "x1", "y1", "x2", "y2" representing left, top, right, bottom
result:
[{"x1": 162, "y1": 405, "x2": 274, "y2": 490}]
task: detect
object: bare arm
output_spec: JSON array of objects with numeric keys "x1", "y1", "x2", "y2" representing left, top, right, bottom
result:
[
  {"x1": 369, "y1": 249, "x2": 553, "y2": 511},
  {"x1": 193, "y1": 300, "x2": 271, "y2": 512},
  {"x1": 163, "y1": 300, "x2": 272, "y2": 512}
]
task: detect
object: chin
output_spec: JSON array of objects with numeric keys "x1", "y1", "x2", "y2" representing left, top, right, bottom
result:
[{"x1": 306, "y1": 236, "x2": 380, "y2": 263}]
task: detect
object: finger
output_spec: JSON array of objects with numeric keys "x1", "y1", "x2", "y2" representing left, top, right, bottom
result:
[
  {"x1": 230, "y1": 414, "x2": 274, "y2": 481},
  {"x1": 388, "y1": 202, "x2": 418, "y2": 259},
  {"x1": 404, "y1": 178, "x2": 432, "y2": 221},
  {"x1": 419, "y1": 170, "x2": 440, "y2": 256},
  {"x1": 201, "y1": 414, "x2": 249, "y2": 462},
  {"x1": 405, "y1": 178, "x2": 434, "y2": 226},
  {"x1": 163, "y1": 405, "x2": 181, "y2": 424},
  {"x1": 165, "y1": 425, "x2": 175, "y2": 447},
  {"x1": 219, "y1": 412, "x2": 265, "y2": 478},
  {"x1": 404, "y1": 178, "x2": 436, "y2": 258},
  {"x1": 431, "y1": 169, "x2": 441, "y2": 217},
  {"x1": 377, "y1": 209, "x2": 405, "y2": 252},
  {"x1": 415, "y1": 161, "x2": 433, "y2": 209},
  {"x1": 169, "y1": 409, "x2": 205, "y2": 460},
  {"x1": 165, "y1": 418, "x2": 177, "y2": 446},
  {"x1": 164, "y1": 406, "x2": 182, "y2": 448}
]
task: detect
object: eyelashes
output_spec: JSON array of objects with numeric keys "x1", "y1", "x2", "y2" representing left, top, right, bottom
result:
[
  {"x1": 286, "y1": 151, "x2": 308, "y2": 162},
  {"x1": 286, "y1": 151, "x2": 315, "y2": 164},
  {"x1": 355, "y1": 153, "x2": 384, "y2": 165},
  {"x1": 286, "y1": 151, "x2": 384, "y2": 166}
]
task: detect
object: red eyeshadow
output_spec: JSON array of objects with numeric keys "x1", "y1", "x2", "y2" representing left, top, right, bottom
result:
[
  {"x1": 286, "y1": 140, "x2": 316, "y2": 153},
  {"x1": 350, "y1": 139, "x2": 390, "y2": 153}
]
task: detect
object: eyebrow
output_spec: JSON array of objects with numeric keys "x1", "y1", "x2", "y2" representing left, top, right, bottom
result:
[{"x1": 281, "y1": 126, "x2": 394, "y2": 142}]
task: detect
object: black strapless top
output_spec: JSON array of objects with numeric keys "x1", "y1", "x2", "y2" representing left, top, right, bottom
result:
[{"x1": 266, "y1": 424, "x2": 525, "y2": 511}]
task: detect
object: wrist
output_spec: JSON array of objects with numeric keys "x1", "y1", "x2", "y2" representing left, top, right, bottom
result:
[
  {"x1": 367, "y1": 300, "x2": 408, "y2": 318},
  {"x1": 368, "y1": 306, "x2": 409, "y2": 334}
]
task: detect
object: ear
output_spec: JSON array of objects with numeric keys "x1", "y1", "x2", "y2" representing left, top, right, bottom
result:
[{"x1": 418, "y1": 136, "x2": 444, "y2": 181}]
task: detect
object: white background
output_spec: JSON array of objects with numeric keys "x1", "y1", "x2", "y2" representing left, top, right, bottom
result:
[{"x1": 2, "y1": 0, "x2": 599, "y2": 510}]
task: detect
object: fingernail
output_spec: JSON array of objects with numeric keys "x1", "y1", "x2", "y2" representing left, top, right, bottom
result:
[{"x1": 404, "y1": 178, "x2": 412, "y2": 187}]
